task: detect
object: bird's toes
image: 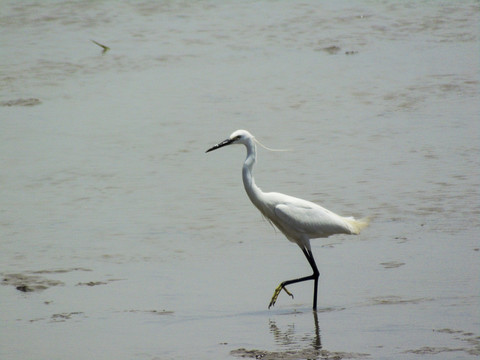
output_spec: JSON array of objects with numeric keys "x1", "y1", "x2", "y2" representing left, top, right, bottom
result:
[
  {"x1": 283, "y1": 286, "x2": 294, "y2": 299},
  {"x1": 268, "y1": 284, "x2": 283, "y2": 309}
]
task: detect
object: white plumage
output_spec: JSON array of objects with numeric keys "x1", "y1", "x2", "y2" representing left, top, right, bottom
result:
[{"x1": 206, "y1": 129, "x2": 369, "y2": 309}]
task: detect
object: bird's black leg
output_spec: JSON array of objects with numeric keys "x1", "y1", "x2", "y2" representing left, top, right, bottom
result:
[
  {"x1": 303, "y1": 248, "x2": 320, "y2": 310},
  {"x1": 268, "y1": 248, "x2": 320, "y2": 310}
]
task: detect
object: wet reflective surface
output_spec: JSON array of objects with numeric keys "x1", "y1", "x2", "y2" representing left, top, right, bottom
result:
[{"x1": 1, "y1": 1, "x2": 479, "y2": 359}]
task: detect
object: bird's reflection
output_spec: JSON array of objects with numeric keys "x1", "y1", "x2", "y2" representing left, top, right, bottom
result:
[
  {"x1": 231, "y1": 310, "x2": 326, "y2": 359},
  {"x1": 269, "y1": 310, "x2": 321, "y2": 353}
]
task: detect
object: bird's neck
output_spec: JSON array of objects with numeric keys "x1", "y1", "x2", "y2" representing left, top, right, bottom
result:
[{"x1": 242, "y1": 141, "x2": 264, "y2": 207}]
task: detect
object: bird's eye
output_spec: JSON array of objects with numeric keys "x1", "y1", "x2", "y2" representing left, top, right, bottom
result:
[{"x1": 235, "y1": 135, "x2": 241, "y2": 140}]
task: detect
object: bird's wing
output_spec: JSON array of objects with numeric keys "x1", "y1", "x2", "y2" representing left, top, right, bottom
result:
[{"x1": 274, "y1": 202, "x2": 352, "y2": 238}]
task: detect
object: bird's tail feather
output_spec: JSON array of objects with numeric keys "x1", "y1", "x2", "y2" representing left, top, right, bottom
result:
[{"x1": 345, "y1": 217, "x2": 370, "y2": 235}]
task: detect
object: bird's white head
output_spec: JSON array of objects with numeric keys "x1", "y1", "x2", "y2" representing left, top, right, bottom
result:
[{"x1": 205, "y1": 129, "x2": 254, "y2": 153}]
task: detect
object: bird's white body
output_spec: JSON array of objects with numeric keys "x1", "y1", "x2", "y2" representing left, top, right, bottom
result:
[
  {"x1": 249, "y1": 190, "x2": 361, "y2": 249},
  {"x1": 238, "y1": 130, "x2": 367, "y2": 252},
  {"x1": 206, "y1": 129, "x2": 368, "y2": 309}
]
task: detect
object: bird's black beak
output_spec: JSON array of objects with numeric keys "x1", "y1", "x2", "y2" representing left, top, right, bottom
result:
[{"x1": 206, "y1": 138, "x2": 234, "y2": 153}]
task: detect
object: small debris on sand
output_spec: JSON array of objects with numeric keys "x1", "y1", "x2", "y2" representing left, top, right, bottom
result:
[
  {"x1": 231, "y1": 347, "x2": 370, "y2": 359},
  {"x1": 2, "y1": 273, "x2": 63, "y2": 292},
  {"x1": 0, "y1": 98, "x2": 41, "y2": 107}
]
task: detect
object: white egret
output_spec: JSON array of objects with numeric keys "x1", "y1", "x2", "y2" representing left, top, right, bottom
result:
[{"x1": 206, "y1": 130, "x2": 369, "y2": 310}]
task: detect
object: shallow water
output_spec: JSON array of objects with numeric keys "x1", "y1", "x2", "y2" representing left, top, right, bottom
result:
[{"x1": 1, "y1": 1, "x2": 479, "y2": 359}]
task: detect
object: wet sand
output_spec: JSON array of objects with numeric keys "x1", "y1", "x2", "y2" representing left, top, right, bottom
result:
[{"x1": 1, "y1": 1, "x2": 479, "y2": 359}]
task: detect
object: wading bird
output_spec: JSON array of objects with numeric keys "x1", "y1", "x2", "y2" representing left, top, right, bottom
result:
[{"x1": 206, "y1": 130, "x2": 368, "y2": 310}]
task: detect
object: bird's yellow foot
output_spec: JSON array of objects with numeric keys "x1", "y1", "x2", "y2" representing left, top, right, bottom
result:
[{"x1": 268, "y1": 283, "x2": 294, "y2": 309}]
